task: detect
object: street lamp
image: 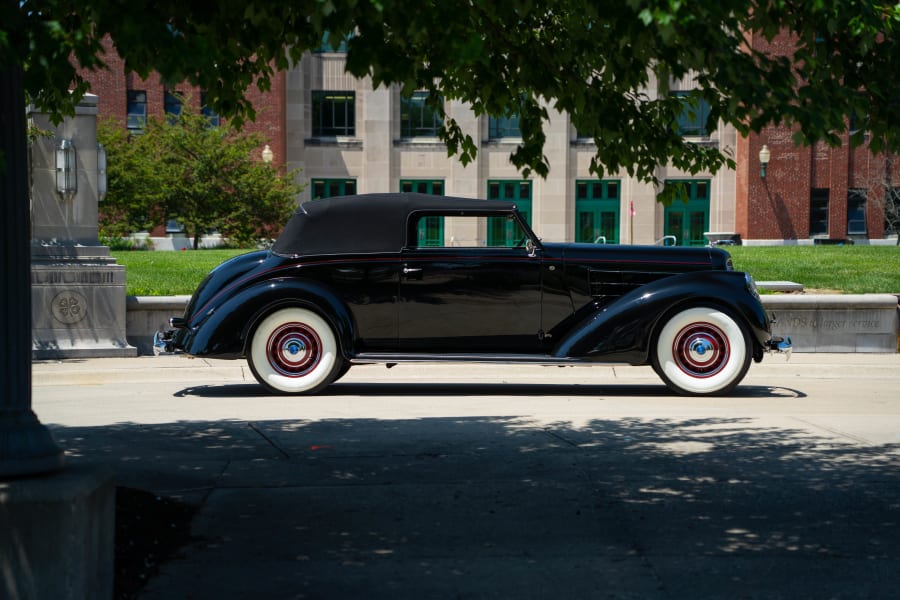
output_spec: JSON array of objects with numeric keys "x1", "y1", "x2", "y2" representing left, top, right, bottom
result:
[
  {"x1": 759, "y1": 144, "x2": 771, "y2": 179},
  {"x1": 55, "y1": 138, "x2": 77, "y2": 198},
  {"x1": 97, "y1": 143, "x2": 107, "y2": 201},
  {"x1": 261, "y1": 144, "x2": 274, "y2": 164}
]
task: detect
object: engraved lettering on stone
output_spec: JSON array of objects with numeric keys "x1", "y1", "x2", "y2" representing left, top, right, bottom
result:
[
  {"x1": 31, "y1": 270, "x2": 116, "y2": 284},
  {"x1": 52, "y1": 291, "x2": 88, "y2": 324}
]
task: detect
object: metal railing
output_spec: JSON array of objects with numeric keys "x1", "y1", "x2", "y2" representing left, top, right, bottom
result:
[{"x1": 656, "y1": 235, "x2": 677, "y2": 246}]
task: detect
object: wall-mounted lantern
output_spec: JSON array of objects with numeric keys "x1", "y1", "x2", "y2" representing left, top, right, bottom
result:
[
  {"x1": 55, "y1": 139, "x2": 77, "y2": 198},
  {"x1": 97, "y1": 142, "x2": 107, "y2": 201},
  {"x1": 261, "y1": 144, "x2": 274, "y2": 164},
  {"x1": 759, "y1": 144, "x2": 771, "y2": 179}
]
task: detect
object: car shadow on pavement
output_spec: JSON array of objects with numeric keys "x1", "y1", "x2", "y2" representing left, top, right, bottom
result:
[
  {"x1": 49, "y1": 413, "x2": 897, "y2": 598},
  {"x1": 172, "y1": 382, "x2": 807, "y2": 399}
]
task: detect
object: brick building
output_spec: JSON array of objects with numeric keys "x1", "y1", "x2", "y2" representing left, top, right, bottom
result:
[
  {"x1": 79, "y1": 36, "x2": 286, "y2": 166},
  {"x1": 735, "y1": 31, "x2": 899, "y2": 243}
]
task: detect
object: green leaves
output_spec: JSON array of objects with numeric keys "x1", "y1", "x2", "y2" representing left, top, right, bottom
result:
[
  {"x1": 9, "y1": 0, "x2": 900, "y2": 199},
  {"x1": 98, "y1": 103, "x2": 300, "y2": 248}
]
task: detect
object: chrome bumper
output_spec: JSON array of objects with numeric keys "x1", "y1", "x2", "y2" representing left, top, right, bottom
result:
[
  {"x1": 153, "y1": 317, "x2": 187, "y2": 355},
  {"x1": 764, "y1": 336, "x2": 792, "y2": 360}
]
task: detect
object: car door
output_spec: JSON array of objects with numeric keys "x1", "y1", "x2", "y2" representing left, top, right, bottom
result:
[{"x1": 398, "y1": 213, "x2": 543, "y2": 354}]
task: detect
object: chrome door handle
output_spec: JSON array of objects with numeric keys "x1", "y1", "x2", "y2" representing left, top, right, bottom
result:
[{"x1": 403, "y1": 267, "x2": 422, "y2": 274}]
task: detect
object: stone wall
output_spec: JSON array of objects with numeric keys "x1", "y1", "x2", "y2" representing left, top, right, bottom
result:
[{"x1": 125, "y1": 295, "x2": 900, "y2": 356}]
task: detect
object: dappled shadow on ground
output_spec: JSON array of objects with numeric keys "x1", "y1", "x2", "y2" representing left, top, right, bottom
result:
[{"x1": 49, "y1": 412, "x2": 897, "y2": 598}]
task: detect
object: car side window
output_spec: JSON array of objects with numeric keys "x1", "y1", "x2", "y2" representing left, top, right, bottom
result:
[{"x1": 410, "y1": 214, "x2": 530, "y2": 249}]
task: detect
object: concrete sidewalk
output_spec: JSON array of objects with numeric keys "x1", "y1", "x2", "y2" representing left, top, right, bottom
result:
[
  {"x1": 31, "y1": 351, "x2": 900, "y2": 387},
  {"x1": 30, "y1": 353, "x2": 900, "y2": 599}
]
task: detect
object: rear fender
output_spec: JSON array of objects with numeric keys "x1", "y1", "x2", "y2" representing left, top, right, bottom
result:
[
  {"x1": 552, "y1": 271, "x2": 769, "y2": 364},
  {"x1": 181, "y1": 278, "x2": 354, "y2": 359}
]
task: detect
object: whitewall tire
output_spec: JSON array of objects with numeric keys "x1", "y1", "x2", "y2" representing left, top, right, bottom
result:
[
  {"x1": 652, "y1": 306, "x2": 752, "y2": 396},
  {"x1": 247, "y1": 307, "x2": 343, "y2": 394}
]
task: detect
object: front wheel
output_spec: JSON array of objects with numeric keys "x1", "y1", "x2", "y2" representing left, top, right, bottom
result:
[
  {"x1": 652, "y1": 306, "x2": 752, "y2": 396},
  {"x1": 247, "y1": 307, "x2": 344, "y2": 394}
]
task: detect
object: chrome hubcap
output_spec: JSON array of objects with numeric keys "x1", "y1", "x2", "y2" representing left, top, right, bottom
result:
[
  {"x1": 672, "y1": 322, "x2": 729, "y2": 378},
  {"x1": 266, "y1": 322, "x2": 321, "y2": 377}
]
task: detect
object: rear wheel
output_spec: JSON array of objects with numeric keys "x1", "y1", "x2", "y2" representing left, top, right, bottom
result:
[
  {"x1": 247, "y1": 307, "x2": 344, "y2": 394},
  {"x1": 652, "y1": 306, "x2": 752, "y2": 396}
]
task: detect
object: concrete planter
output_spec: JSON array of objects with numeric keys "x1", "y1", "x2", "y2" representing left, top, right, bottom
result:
[
  {"x1": 762, "y1": 294, "x2": 899, "y2": 353},
  {"x1": 124, "y1": 294, "x2": 900, "y2": 356}
]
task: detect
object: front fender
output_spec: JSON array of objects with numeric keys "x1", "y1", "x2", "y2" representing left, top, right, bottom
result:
[
  {"x1": 178, "y1": 278, "x2": 355, "y2": 359},
  {"x1": 552, "y1": 271, "x2": 770, "y2": 364}
]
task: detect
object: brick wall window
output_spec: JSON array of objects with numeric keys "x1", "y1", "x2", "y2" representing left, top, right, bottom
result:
[
  {"x1": 400, "y1": 92, "x2": 442, "y2": 138},
  {"x1": 312, "y1": 91, "x2": 355, "y2": 137},
  {"x1": 810, "y1": 188, "x2": 830, "y2": 237},
  {"x1": 887, "y1": 187, "x2": 900, "y2": 236},
  {"x1": 200, "y1": 91, "x2": 220, "y2": 127},
  {"x1": 126, "y1": 90, "x2": 147, "y2": 132},
  {"x1": 164, "y1": 91, "x2": 183, "y2": 121},
  {"x1": 847, "y1": 188, "x2": 867, "y2": 235},
  {"x1": 311, "y1": 178, "x2": 356, "y2": 200}
]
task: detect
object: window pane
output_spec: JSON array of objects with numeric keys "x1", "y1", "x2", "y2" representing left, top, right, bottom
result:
[
  {"x1": 489, "y1": 115, "x2": 521, "y2": 138},
  {"x1": 164, "y1": 92, "x2": 182, "y2": 118},
  {"x1": 673, "y1": 91, "x2": 710, "y2": 136},
  {"x1": 126, "y1": 90, "x2": 146, "y2": 131},
  {"x1": 810, "y1": 188, "x2": 829, "y2": 236},
  {"x1": 311, "y1": 179, "x2": 357, "y2": 200},
  {"x1": 847, "y1": 188, "x2": 867, "y2": 235},
  {"x1": 312, "y1": 91, "x2": 355, "y2": 136},
  {"x1": 401, "y1": 92, "x2": 441, "y2": 137}
]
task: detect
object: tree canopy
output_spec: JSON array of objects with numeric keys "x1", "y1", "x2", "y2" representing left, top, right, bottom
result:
[
  {"x1": 98, "y1": 105, "x2": 301, "y2": 248},
  {"x1": 4, "y1": 0, "x2": 900, "y2": 193}
]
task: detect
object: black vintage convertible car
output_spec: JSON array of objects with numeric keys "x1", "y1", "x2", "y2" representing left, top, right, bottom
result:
[{"x1": 157, "y1": 193, "x2": 791, "y2": 396}]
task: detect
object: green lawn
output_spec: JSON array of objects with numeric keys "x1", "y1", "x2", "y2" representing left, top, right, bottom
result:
[
  {"x1": 112, "y1": 245, "x2": 900, "y2": 296},
  {"x1": 112, "y1": 249, "x2": 248, "y2": 296},
  {"x1": 727, "y1": 245, "x2": 900, "y2": 294}
]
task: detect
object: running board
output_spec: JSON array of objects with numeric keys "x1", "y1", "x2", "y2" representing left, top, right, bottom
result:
[{"x1": 350, "y1": 353, "x2": 620, "y2": 367}]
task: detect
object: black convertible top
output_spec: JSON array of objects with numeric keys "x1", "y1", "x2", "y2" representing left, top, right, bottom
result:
[{"x1": 271, "y1": 193, "x2": 519, "y2": 256}]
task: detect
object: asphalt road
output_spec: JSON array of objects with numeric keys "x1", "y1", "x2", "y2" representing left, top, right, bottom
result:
[{"x1": 32, "y1": 354, "x2": 900, "y2": 599}]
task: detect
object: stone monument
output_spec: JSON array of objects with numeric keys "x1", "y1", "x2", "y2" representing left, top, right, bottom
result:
[{"x1": 29, "y1": 93, "x2": 136, "y2": 358}]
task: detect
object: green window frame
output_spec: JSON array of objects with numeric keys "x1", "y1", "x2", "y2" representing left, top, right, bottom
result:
[
  {"x1": 311, "y1": 178, "x2": 357, "y2": 200},
  {"x1": 401, "y1": 179, "x2": 446, "y2": 247},
  {"x1": 312, "y1": 91, "x2": 356, "y2": 137},
  {"x1": 575, "y1": 180, "x2": 620, "y2": 244},
  {"x1": 315, "y1": 31, "x2": 353, "y2": 53},
  {"x1": 663, "y1": 179, "x2": 710, "y2": 246},
  {"x1": 488, "y1": 114, "x2": 522, "y2": 139},
  {"x1": 400, "y1": 92, "x2": 442, "y2": 138},
  {"x1": 487, "y1": 180, "x2": 532, "y2": 246}
]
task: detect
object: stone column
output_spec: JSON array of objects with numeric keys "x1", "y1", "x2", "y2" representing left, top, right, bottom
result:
[
  {"x1": 0, "y1": 62, "x2": 64, "y2": 476},
  {"x1": 1, "y1": 65, "x2": 115, "y2": 598},
  {"x1": 29, "y1": 94, "x2": 136, "y2": 358}
]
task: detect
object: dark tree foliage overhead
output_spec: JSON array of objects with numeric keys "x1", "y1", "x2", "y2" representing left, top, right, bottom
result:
[{"x1": 4, "y1": 0, "x2": 900, "y2": 197}]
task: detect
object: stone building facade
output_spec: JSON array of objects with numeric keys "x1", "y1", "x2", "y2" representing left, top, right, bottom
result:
[{"x1": 81, "y1": 36, "x2": 898, "y2": 246}]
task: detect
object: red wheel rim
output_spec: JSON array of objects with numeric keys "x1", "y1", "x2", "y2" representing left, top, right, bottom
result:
[
  {"x1": 266, "y1": 322, "x2": 322, "y2": 377},
  {"x1": 671, "y1": 322, "x2": 729, "y2": 378}
]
